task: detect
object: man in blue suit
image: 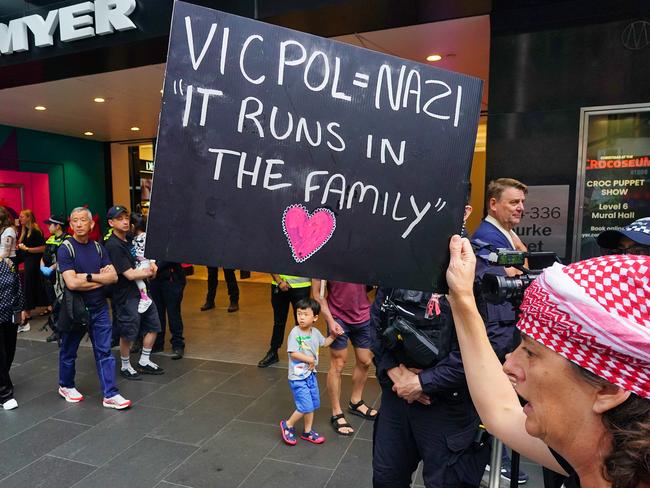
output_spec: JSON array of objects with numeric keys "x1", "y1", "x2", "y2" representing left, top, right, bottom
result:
[
  {"x1": 472, "y1": 178, "x2": 530, "y2": 484},
  {"x1": 472, "y1": 178, "x2": 528, "y2": 258}
]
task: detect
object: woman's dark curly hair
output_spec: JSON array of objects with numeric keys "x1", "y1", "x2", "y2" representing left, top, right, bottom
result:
[{"x1": 574, "y1": 364, "x2": 650, "y2": 488}]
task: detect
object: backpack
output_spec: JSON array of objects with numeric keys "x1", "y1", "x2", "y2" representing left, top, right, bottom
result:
[{"x1": 60, "y1": 239, "x2": 103, "y2": 261}]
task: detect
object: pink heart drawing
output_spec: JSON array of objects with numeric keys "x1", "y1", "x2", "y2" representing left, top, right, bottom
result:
[{"x1": 282, "y1": 204, "x2": 336, "y2": 263}]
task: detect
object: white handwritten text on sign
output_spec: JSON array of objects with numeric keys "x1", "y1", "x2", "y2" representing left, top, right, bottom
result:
[{"x1": 147, "y1": 2, "x2": 483, "y2": 291}]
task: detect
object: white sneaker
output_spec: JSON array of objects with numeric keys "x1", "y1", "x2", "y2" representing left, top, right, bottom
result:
[
  {"x1": 17, "y1": 322, "x2": 30, "y2": 333},
  {"x1": 2, "y1": 398, "x2": 18, "y2": 410},
  {"x1": 58, "y1": 386, "x2": 84, "y2": 403},
  {"x1": 137, "y1": 297, "x2": 153, "y2": 313},
  {"x1": 103, "y1": 394, "x2": 132, "y2": 410}
]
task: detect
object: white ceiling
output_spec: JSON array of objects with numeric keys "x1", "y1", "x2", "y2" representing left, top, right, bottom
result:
[
  {"x1": 0, "y1": 64, "x2": 166, "y2": 141},
  {"x1": 0, "y1": 15, "x2": 489, "y2": 143},
  {"x1": 335, "y1": 15, "x2": 490, "y2": 109}
]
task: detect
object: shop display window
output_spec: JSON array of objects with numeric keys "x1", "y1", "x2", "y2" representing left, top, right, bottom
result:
[{"x1": 574, "y1": 104, "x2": 650, "y2": 259}]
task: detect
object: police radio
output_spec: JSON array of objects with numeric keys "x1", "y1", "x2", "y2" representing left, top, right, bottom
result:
[{"x1": 380, "y1": 295, "x2": 440, "y2": 369}]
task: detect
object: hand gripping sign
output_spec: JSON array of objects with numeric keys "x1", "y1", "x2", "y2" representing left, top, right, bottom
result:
[{"x1": 146, "y1": 1, "x2": 483, "y2": 292}]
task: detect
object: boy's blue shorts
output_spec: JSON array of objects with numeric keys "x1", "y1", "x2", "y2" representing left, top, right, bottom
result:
[{"x1": 289, "y1": 373, "x2": 320, "y2": 414}]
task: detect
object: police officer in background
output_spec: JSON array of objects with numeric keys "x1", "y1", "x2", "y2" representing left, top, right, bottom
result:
[
  {"x1": 40, "y1": 214, "x2": 69, "y2": 343},
  {"x1": 371, "y1": 198, "x2": 514, "y2": 487},
  {"x1": 257, "y1": 274, "x2": 312, "y2": 368},
  {"x1": 597, "y1": 216, "x2": 650, "y2": 255}
]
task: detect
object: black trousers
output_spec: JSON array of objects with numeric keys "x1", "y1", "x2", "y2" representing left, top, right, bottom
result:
[
  {"x1": 373, "y1": 386, "x2": 490, "y2": 488},
  {"x1": 205, "y1": 267, "x2": 239, "y2": 304},
  {"x1": 0, "y1": 323, "x2": 18, "y2": 403},
  {"x1": 151, "y1": 279, "x2": 186, "y2": 350},
  {"x1": 42, "y1": 275, "x2": 56, "y2": 306},
  {"x1": 23, "y1": 255, "x2": 46, "y2": 310},
  {"x1": 269, "y1": 285, "x2": 311, "y2": 350}
]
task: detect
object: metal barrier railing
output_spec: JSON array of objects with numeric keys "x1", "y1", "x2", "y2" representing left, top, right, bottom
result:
[{"x1": 488, "y1": 438, "x2": 521, "y2": 488}]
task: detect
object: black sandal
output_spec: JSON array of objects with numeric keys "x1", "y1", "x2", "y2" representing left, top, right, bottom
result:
[
  {"x1": 348, "y1": 400, "x2": 378, "y2": 420},
  {"x1": 330, "y1": 414, "x2": 354, "y2": 436}
]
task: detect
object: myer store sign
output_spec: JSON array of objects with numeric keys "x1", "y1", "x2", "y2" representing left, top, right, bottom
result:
[{"x1": 0, "y1": 0, "x2": 137, "y2": 55}]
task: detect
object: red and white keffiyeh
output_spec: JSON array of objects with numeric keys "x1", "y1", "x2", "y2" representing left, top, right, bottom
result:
[{"x1": 517, "y1": 254, "x2": 650, "y2": 399}]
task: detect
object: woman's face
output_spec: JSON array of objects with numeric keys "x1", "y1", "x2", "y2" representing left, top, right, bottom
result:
[
  {"x1": 503, "y1": 335, "x2": 599, "y2": 445},
  {"x1": 18, "y1": 212, "x2": 28, "y2": 225}
]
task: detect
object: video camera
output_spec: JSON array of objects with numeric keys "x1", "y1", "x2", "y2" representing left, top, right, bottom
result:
[{"x1": 474, "y1": 244, "x2": 560, "y2": 305}]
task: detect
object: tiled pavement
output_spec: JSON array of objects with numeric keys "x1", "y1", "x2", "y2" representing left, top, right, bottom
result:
[{"x1": 1, "y1": 339, "x2": 544, "y2": 488}]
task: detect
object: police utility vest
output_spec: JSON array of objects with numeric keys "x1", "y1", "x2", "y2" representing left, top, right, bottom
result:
[
  {"x1": 381, "y1": 289, "x2": 458, "y2": 369},
  {"x1": 43, "y1": 233, "x2": 69, "y2": 267},
  {"x1": 271, "y1": 275, "x2": 311, "y2": 288}
]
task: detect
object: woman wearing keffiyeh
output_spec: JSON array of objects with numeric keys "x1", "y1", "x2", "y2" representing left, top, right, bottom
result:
[{"x1": 446, "y1": 235, "x2": 649, "y2": 488}]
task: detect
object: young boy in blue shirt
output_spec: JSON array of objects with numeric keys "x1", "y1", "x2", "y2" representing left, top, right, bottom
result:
[{"x1": 281, "y1": 298, "x2": 338, "y2": 445}]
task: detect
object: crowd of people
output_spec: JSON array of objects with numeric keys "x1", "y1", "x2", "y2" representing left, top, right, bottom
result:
[
  {"x1": 0, "y1": 178, "x2": 648, "y2": 487},
  {"x1": 0, "y1": 205, "x2": 177, "y2": 410}
]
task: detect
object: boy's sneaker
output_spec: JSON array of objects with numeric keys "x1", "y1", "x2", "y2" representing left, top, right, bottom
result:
[
  {"x1": 280, "y1": 420, "x2": 297, "y2": 446},
  {"x1": 2, "y1": 398, "x2": 18, "y2": 410},
  {"x1": 300, "y1": 430, "x2": 325, "y2": 444},
  {"x1": 58, "y1": 386, "x2": 84, "y2": 403},
  {"x1": 499, "y1": 459, "x2": 529, "y2": 484},
  {"x1": 17, "y1": 322, "x2": 30, "y2": 333},
  {"x1": 137, "y1": 297, "x2": 153, "y2": 313},
  {"x1": 137, "y1": 362, "x2": 165, "y2": 375},
  {"x1": 102, "y1": 394, "x2": 132, "y2": 410}
]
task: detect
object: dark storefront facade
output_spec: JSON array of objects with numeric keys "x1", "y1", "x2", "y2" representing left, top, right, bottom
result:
[{"x1": 1, "y1": 0, "x2": 648, "y2": 254}]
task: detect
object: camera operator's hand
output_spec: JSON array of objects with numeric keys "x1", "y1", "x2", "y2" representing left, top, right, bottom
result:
[{"x1": 446, "y1": 235, "x2": 476, "y2": 301}]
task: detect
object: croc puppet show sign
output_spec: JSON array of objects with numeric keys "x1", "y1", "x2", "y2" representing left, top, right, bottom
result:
[{"x1": 147, "y1": 1, "x2": 483, "y2": 292}]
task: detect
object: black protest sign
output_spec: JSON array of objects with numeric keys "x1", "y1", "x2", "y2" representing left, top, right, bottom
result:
[{"x1": 146, "y1": 1, "x2": 483, "y2": 292}]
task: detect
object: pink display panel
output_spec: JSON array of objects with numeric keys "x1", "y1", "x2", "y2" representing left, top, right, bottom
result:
[{"x1": 0, "y1": 170, "x2": 52, "y2": 237}]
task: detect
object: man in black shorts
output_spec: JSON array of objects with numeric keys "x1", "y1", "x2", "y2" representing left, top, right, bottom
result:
[
  {"x1": 105, "y1": 206, "x2": 164, "y2": 379},
  {"x1": 312, "y1": 280, "x2": 378, "y2": 436}
]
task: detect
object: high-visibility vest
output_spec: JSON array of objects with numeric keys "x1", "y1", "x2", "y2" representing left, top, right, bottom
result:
[
  {"x1": 45, "y1": 233, "x2": 68, "y2": 246},
  {"x1": 271, "y1": 274, "x2": 311, "y2": 288},
  {"x1": 43, "y1": 233, "x2": 69, "y2": 266},
  {"x1": 103, "y1": 227, "x2": 114, "y2": 243}
]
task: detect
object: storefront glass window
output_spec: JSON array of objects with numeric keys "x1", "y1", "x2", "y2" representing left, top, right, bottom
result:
[
  {"x1": 128, "y1": 142, "x2": 154, "y2": 215},
  {"x1": 574, "y1": 104, "x2": 650, "y2": 259}
]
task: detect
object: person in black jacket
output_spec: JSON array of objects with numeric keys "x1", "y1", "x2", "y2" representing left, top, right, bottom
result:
[
  {"x1": 151, "y1": 261, "x2": 187, "y2": 359},
  {"x1": 371, "y1": 203, "x2": 513, "y2": 487},
  {"x1": 0, "y1": 258, "x2": 25, "y2": 410}
]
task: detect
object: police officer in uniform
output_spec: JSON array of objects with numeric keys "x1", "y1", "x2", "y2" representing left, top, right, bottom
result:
[
  {"x1": 371, "y1": 203, "x2": 513, "y2": 487},
  {"x1": 258, "y1": 274, "x2": 312, "y2": 368},
  {"x1": 40, "y1": 214, "x2": 69, "y2": 343}
]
